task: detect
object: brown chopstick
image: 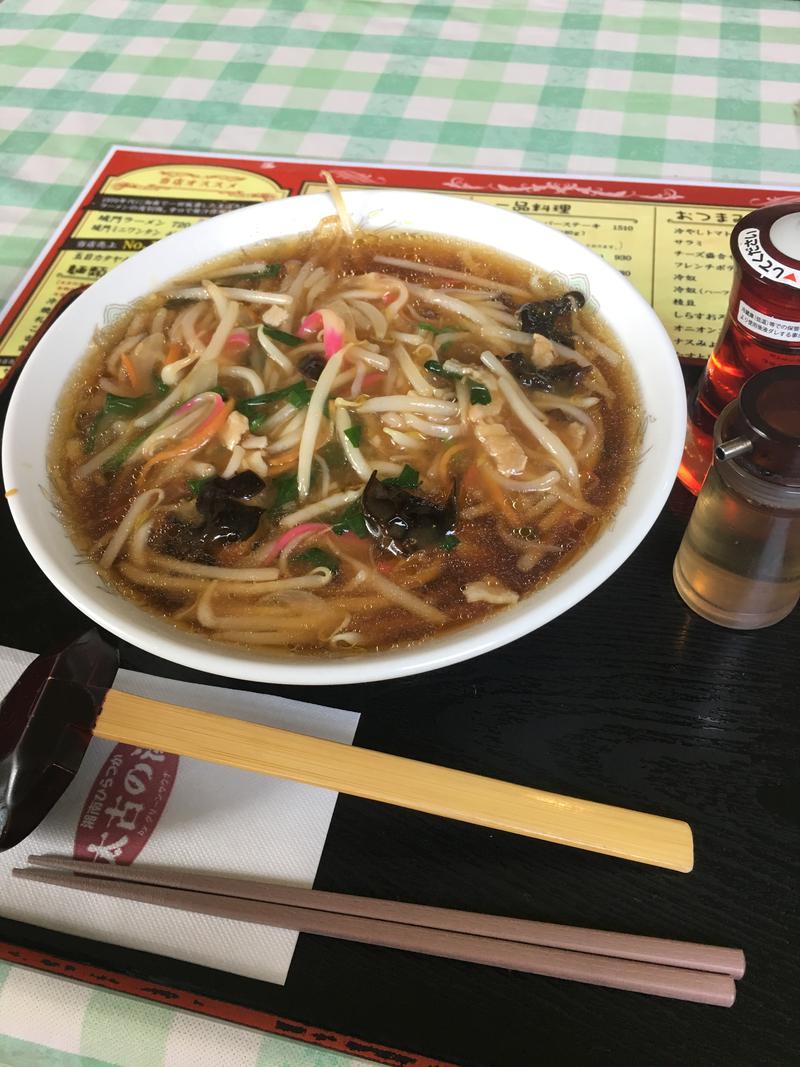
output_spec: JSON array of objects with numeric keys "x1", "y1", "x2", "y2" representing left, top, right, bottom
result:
[
  {"x1": 15, "y1": 859, "x2": 742, "y2": 1007},
  {"x1": 25, "y1": 855, "x2": 745, "y2": 978}
]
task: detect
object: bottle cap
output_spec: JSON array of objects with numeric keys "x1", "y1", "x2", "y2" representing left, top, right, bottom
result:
[
  {"x1": 732, "y1": 202, "x2": 800, "y2": 319},
  {"x1": 716, "y1": 365, "x2": 800, "y2": 484},
  {"x1": 770, "y1": 211, "x2": 800, "y2": 260}
]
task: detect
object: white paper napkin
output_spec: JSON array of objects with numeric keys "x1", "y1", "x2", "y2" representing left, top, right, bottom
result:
[{"x1": 0, "y1": 646, "x2": 359, "y2": 984}]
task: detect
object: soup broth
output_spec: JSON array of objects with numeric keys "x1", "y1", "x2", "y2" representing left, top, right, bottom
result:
[{"x1": 51, "y1": 217, "x2": 641, "y2": 655}]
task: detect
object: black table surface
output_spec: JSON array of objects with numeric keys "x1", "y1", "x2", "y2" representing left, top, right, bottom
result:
[{"x1": 1, "y1": 374, "x2": 798, "y2": 1067}]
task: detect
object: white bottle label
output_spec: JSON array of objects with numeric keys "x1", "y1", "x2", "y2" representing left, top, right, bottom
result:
[{"x1": 737, "y1": 299, "x2": 800, "y2": 343}]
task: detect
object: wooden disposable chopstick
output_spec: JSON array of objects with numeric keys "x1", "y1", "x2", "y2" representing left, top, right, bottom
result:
[
  {"x1": 96, "y1": 691, "x2": 694, "y2": 873},
  {"x1": 15, "y1": 857, "x2": 742, "y2": 1007}
]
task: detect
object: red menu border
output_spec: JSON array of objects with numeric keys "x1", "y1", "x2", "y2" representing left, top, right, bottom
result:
[
  {"x1": 0, "y1": 939, "x2": 454, "y2": 1067},
  {"x1": 2, "y1": 145, "x2": 799, "y2": 393}
]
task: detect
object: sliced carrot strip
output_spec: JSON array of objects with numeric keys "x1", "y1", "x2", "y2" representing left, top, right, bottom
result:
[
  {"x1": 265, "y1": 444, "x2": 301, "y2": 473},
  {"x1": 437, "y1": 441, "x2": 468, "y2": 482},
  {"x1": 139, "y1": 399, "x2": 233, "y2": 480},
  {"x1": 164, "y1": 342, "x2": 183, "y2": 365},
  {"x1": 475, "y1": 461, "x2": 517, "y2": 524},
  {"x1": 121, "y1": 353, "x2": 143, "y2": 394}
]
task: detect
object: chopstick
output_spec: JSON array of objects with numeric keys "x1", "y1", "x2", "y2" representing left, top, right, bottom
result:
[
  {"x1": 23, "y1": 855, "x2": 745, "y2": 977},
  {"x1": 14, "y1": 856, "x2": 744, "y2": 1007}
]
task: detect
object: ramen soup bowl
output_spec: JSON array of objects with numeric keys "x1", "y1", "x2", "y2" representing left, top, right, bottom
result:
[{"x1": 2, "y1": 190, "x2": 685, "y2": 684}]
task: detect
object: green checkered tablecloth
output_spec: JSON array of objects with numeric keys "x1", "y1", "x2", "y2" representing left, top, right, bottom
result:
[
  {"x1": 0, "y1": 961, "x2": 373, "y2": 1067},
  {"x1": 0, "y1": 0, "x2": 798, "y2": 1064},
  {"x1": 1, "y1": 0, "x2": 799, "y2": 305}
]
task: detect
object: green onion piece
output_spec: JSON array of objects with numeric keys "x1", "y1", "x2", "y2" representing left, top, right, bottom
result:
[
  {"x1": 344, "y1": 424, "x2": 362, "y2": 447},
  {"x1": 85, "y1": 389, "x2": 155, "y2": 454},
  {"x1": 332, "y1": 498, "x2": 368, "y2": 538},
  {"x1": 104, "y1": 393, "x2": 151, "y2": 416},
  {"x1": 210, "y1": 385, "x2": 230, "y2": 400},
  {"x1": 441, "y1": 534, "x2": 460, "y2": 552},
  {"x1": 292, "y1": 547, "x2": 340, "y2": 574},
  {"x1": 247, "y1": 413, "x2": 266, "y2": 433},
  {"x1": 237, "y1": 379, "x2": 311, "y2": 417},
  {"x1": 152, "y1": 372, "x2": 170, "y2": 396},
  {"x1": 260, "y1": 324, "x2": 304, "y2": 348},
  {"x1": 188, "y1": 475, "x2": 214, "y2": 497},
  {"x1": 424, "y1": 359, "x2": 461, "y2": 381},
  {"x1": 417, "y1": 322, "x2": 451, "y2": 335},
  {"x1": 216, "y1": 263, "x2": 283, "y2": 285},
  {"x1": 383, "y1": 464, "x2": 420, "y2": 489},
  {"x1": 468, "y1": 378, "x2": 492, "y2": 405},
  {"x1": 286, "y1": 381, "x2": 313, "y2": 409},
  {"x1": 86, "y1": 394, "x2": 154, "y2": 456},
  {"x1": 270, "y1": 472, "x2": 299, "y2": 516},
  {"x1": 101, "y1": 433, "x2": 149, "y2": 475}
]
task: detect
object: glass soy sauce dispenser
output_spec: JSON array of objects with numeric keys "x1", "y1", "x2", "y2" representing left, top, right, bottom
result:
[
  {"x1": 679, "y1": 201, "x2": 800, "y2": 495},
  {"x1": 674, "y1": 365, "x2": 800, "y2": 629}
]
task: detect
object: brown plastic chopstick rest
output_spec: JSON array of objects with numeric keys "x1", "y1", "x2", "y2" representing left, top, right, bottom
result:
[{"x1": 0, "y1": 630, "x2": 694, "y2": 871}]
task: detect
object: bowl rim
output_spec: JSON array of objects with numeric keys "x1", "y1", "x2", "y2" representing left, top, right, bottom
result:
[{"x1": 2, "y1": 188, "x2": 686, "y2": 685}]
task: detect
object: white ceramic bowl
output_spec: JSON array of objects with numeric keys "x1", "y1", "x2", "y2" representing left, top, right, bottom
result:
[{"x1": 2, "y1": 190, "x2": 685, "y2": 685}]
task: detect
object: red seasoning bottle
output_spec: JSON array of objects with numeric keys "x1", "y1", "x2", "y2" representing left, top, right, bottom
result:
[{"x1": 679, "y1": 202, "x2": 800, "y2": 495}]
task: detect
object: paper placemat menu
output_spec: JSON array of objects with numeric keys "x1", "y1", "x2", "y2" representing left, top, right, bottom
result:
[
  {"x1": 0, "y1": 646, "x2": 359, "y2": 985},
  {"x1": 1, "y1": 146, "x2": 798, "y2": 387}
]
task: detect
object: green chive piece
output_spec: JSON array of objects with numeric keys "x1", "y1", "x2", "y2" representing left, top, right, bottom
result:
[
  {"x1": 344, "y1": 424, "x2": 362, "y2": 447},
  {"x1": 259, "y1": 324, "x2": 303, "y2": 348},
  {"x1": 441, "y1": 534, "x2": 460, "y2": 551},
  {"x1": 424, "y1": 359, "x2": 461, "y2": 380},
  {"x1": 417, "y1": 322, "x2": 451, "y2": 335},
  {"x1": 236, "y1": 379, "x2": 312, "y2": 418},
  {"x1": 85, "y1": 390, "x2": 156, "y2": 455},
  {"x1": 215, "y1": 263, "x2": 283, "y2": 285},
  {"x1": 188, "y1": 475, "x2": 214, "y2": 497},
  {"x1": 103, "y1": 393, "x2": 151, "y2": 416},
  {"x1": 468, "y1": 378, "x2": 492, "y2": 405},
  {"x1": 332, "y1": 498, "x2": 368, "y2": 538},
  {"x1": 270, "y1": 472, "x2": 299, "y2": 516},
  {"x1": 152, "y1": 372, "x2": 170, "y2": 396},
  {"x1": 286, "y1": 381, "x2": 313, "y2": 409},
  {"x1": 383, "y1": 464, "x2": 420, "y2": 489}
]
